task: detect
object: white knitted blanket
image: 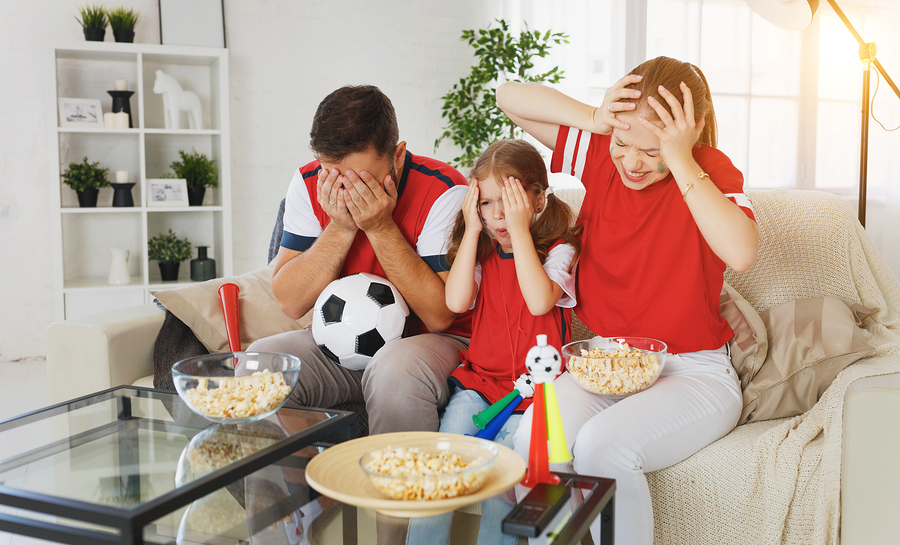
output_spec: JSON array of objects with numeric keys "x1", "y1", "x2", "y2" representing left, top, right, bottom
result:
[{"x1": 647, "y1": 189, "x2": 900, "y2": 545}]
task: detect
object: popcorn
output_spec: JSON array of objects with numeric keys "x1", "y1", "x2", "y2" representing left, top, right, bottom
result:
[
  {"x1": 362, "y1": 446, "x2": 490, "y2": 501},
  {"x1": 567, "y1": 343, "x2": 661, "y2": 395},
  {"x1": 182, "y1": 370, "x2": 292, "y2": 419},
  {"x1": 186, "y1": 432, "x2": 279, "y2": 473}
]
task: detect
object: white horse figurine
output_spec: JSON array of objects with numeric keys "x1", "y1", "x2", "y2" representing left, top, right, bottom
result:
[{"x1": 152, "y1": 70, "x2": 202, "y2": 130}]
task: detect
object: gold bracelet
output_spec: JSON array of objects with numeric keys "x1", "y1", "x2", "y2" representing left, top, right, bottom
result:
[{"x1": 683, "y1": 171, "x2": 709, "y2": 202}]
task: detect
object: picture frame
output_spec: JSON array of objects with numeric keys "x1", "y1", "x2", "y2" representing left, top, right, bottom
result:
[
  {"x1": 159, "y1": 0, "x2": 226, "y2": 48},
  {"x1": 58, "y1": 98, "x2": 102, "y2": 128},
  {"x1": 147, "y1": 179, "x2": 189, "y2": 207}
]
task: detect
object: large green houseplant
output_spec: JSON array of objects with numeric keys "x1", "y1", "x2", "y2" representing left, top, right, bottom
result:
[
  {"x1": 148, "y1": 229, "x2": 192, "y2": 281},
  {"x1": 61, "y1": 156, "x2": 109, "y2": 207},
  {"x1": 436, "y1": 19, "x2": 568, "y2": 168},
  {"x1": 169, "y1": 148, "x2": 218, "y2": 206}
]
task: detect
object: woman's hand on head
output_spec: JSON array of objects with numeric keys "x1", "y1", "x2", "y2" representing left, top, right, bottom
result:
[
  {"x1": 503, "y1": 177, "x2": 534, "y2": 242},
  {"x1": 638, "y1": 82, "x2": 705, "y2": 168},
  {"x1": 596, "y1": 74, "x2": 643, "y2": 134}
]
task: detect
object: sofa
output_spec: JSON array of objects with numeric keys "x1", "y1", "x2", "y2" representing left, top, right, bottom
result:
[{"x1": 45, "y1": 187, "x2": 900, "y2": 544}]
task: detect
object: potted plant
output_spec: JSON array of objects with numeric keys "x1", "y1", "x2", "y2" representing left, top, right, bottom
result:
[
  {"x1": 148, "y1": 229, "x2": 192, "y2": 281},
  {"x1": 436, "y1": 19, "x2": 568, "y2": 168},
  {"x1": 74, "y1": 4, "x2": 107, "y2": 42},
  {"x1": 107, "y1": 6, "x2": 138, "y2": 43},
  {"x1": 169, "y1": 148, "x2": 218, "y2": 206},
  {"x1": 61, "y1": 157, "x2": 110, "y2": 207}
]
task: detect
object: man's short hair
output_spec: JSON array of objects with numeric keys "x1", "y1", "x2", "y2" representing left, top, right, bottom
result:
[{"x1": 309, "y1": 85, "x2": 400, "y2": 162}]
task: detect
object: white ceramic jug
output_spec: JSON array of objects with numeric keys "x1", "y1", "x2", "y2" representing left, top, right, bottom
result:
[{"x1": 108, "y1": 249, "x2": 131, "y2": 285}]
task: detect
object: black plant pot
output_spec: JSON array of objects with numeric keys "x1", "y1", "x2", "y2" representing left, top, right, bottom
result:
[
  {"x1": 113, "y1": 30, "x2": 135, "y2": 43},
  {"x1": 83, "y1": 28, "x2": 105, "y2": 42},
  {"x1": 111, "y1": 183, "x2": 135, "y2": 207},
  {"x1": 158, "y1": 262, "x2": 180, "y2": 281},
  {"x1": 187, "y1": 186, "x2": 206, "y2": 206},
  {"x1": 76, "y1": 188, "x2": 99, "y2": 207}
]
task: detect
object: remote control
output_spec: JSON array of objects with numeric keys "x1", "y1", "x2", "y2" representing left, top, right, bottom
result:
[{"x1": 502, "y1": 483, "x2": 571, "y2": 537}]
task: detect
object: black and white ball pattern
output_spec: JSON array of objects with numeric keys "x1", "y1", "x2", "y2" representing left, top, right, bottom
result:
[
  {"x1": 525, "y1": 334, "x2": 562, "y2": 383},
  {"x1": 515, "y1": 373, "x2": 535, "y2": 398},
  {"x1": 311, "y1": 273, "x2": 409, "y2": 370}
]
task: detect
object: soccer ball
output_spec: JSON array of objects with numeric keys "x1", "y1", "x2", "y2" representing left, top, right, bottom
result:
[
  {"x1": 525, "y1": 334, "x2": 562, "y2": 383},
  {"x1": 311, "y1": 273, "x2": 410, "y2": 370}
]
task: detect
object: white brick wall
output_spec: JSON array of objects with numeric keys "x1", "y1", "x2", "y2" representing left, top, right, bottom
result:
[{"x1": 0, "y1": 0, "x2": 499, "y2": 358}]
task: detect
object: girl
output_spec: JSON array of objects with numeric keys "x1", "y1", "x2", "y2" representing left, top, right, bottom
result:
[
  {"x1": 496, "y1": 56, "x2": 759, "y2": 545},
  {"x1": 406, "y1": 139, "x2": 581, "y2": 545}
]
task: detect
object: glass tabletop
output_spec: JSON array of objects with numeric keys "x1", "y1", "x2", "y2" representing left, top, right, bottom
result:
[
  {"x1": 0, "y1": 386, "x2": 353, "y2": 543},
  {"x1": 141, "y1": 450, "x2": 614, "y2": 545}
]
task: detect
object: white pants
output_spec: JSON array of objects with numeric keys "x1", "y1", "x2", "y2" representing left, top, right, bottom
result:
[{"x1": 512, "y1": 347, "x2": 742, "y2": 545}]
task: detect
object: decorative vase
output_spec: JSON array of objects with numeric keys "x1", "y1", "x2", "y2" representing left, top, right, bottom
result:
[
  {"x1": 113, "y1": 30, "x2": 135, "y2": 43},
  {"x1": 111, "y1": 183, "x2": 135, "y2": 207},
  {"x1": 158, "y1": 262, "x2": 180, "y2": 281},
  {"x1": 187, "y1": 186, "x2": 206, "y2": 206},
  {"x1": 76, "y1": 188, "x2": 99, "y2": 207},
  {"x1": 107, "y1": 90, "x2": 135, "y2": 128},
  {"x1": 107, "y1": 249, "x2": 131, "y2": 285},
  {"x1": 190, "y1": 246, "x2": 216, "y2": 282},
  {"x1": 83, "y1": 28, "x2": 105, "y2": 41}
]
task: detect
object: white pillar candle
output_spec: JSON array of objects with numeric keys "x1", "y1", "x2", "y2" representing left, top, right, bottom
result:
[
  {"x1": 115, "y1": 170, "x2": 129, "y2": 184},
  {"x1": 103, "y1": 112, "x2": 116, "y2": 128},
  {"x1": 114, "y1": 78, "x2": 127, "y2": 90},
  {"x1": 114, "y1": 111, "x2": 129, "y2": 129}
]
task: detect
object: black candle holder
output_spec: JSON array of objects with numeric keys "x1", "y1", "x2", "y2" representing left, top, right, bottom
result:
[{"x1": 107, "y1": 90, "x2": 135, "y2": 128}]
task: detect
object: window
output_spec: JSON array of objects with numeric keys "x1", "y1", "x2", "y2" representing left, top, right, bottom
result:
[{"x1": 515, "y1": 0, "x2": 899, "y2": 200}]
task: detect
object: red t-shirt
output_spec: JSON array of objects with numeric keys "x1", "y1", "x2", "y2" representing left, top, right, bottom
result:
[
  {"x1": 281, "y1": 150, "x2": 472, "y2": 338},
  {"x1": 450, "y1": 241, "x2": 574, "y2": 411},
  {"x1": 551, "y1": 127, "x2": 755, "y2": 353}
]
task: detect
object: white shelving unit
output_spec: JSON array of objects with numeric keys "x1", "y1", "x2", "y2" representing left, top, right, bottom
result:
[{"x1": 49, "y1": 41, "x2": 232, "y2": 320}]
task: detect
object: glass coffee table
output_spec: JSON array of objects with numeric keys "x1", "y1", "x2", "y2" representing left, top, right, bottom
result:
[
  {"x1": 143, "y1": 461, "x2": 613, "y2": 545},
  {"x1": 153, "y1": 442, "x2": 613, "y2": 545},
  {"x1": 0, "y1": 386, "x2": 354, "y2": 545}
]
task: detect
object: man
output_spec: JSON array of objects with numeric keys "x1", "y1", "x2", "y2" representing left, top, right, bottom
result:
[{"x1": 249, "y1": 85, "x2": 471, "y2": 435}]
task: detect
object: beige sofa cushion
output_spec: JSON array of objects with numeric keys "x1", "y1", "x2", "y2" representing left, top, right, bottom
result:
[
  {"x1": 720, "y1": 282, "x2": 768, "y2": 390},
  {"x1": 739, "y1": 295, "x2": 875, "y2": 424},
  {"x1": 151, "y1": 267, "x2": 312, "y2": 353}
]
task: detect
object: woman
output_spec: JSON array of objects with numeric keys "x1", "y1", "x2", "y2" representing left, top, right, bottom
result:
[{"x1": 496, "y1": 56, "x2": 759, "y2": 544}]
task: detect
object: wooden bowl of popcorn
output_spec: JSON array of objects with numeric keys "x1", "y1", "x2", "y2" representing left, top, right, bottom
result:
[
  {"x1": 172, "y1": 351, "x2": 300, "y2": 425},
  {"x1": 563, "y1": 336, "x2": 667, "y2": 397},
  {"x1": 359, "y1": 436, "x2": 498, "y2": 501}
]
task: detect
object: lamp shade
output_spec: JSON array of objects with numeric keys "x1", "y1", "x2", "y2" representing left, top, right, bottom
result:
[{"x1": 746, "y1": 0, "x2": 818, "y2": 30}]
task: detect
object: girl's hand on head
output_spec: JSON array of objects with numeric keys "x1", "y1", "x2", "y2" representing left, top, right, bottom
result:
[
  {"x1": 595, "y1": 74, "x2": 643, "y2": 134},
  {"x1": 638, "y1": 82, "x2": 705, "y2": 168},
  {"x1": 462, "y1": 178, "x2": 482, "y2": 233},
  {"x1": 503, "y1": 177, "x2": 534, "y2": 242}
]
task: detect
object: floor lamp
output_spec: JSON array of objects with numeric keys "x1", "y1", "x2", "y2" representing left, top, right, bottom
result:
[{"x1": 746, "y1": 0, "x2": 900, "y2": 228}]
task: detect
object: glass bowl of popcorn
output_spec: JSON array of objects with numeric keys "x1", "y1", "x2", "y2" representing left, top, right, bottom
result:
[
  {"x1": 172, "y1": 351, "x2": 300, "y2": 425},
  {"x1": 359, "y1": 436, "x2": 498, "y2": 501},
  {"x1": 563, "y1": 336, "x2": 667, "y2": 396}
]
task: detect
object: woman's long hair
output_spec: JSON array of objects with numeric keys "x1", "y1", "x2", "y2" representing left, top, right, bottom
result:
[
  {"x1": 445, "y1": 139, "x2": 582, "y2": 271},
  {"x1": 619, "y1": 56, "x2": 718, "y2": 148}
]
